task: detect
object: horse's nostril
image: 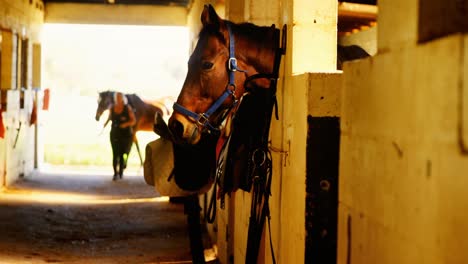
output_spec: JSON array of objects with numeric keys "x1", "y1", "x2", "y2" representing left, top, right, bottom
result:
[{"x1": 170, "y1": 119, "x2": 184, "y2": 139}]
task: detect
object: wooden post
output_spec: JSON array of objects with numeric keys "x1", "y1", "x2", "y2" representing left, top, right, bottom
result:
[
  {"x1": 1, "y1": 30, "x2": 14, "y2": 90},
  {"x1": 291, "y1": 0, "x2": 338, "y2": 73},
  {"x1": 185, "y1": 195, "x2": 206, "y2": 264},
  {"x1": 32, "y1": 43, "x2": 41, "y2": 89}
]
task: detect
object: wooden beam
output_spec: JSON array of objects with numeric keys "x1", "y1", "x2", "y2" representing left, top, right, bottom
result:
[
  {"x1": 1, "y1": 30, "x2": 14, "y2": 90},
  {"x1": 338, "y1": 2, "x2": 378, "y2": 20},
  {"x1": 45, "y1": 3, "x2": 187, "y2": 26}
]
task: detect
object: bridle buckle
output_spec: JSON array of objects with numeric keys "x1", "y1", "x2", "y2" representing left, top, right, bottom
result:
[
  {"x1": 196, "y1": 113, "x2": 210, "y2": 127},
  {"x1": 228, "y1": 57, "x2": 238, "y2": 72}
]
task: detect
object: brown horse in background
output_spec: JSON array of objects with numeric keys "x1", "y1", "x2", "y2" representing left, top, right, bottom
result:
[{"x1": 96, "y1": 91, "x2": 171, "y2": 164}]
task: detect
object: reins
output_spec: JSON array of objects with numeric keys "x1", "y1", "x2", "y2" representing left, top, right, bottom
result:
[{"x1": 243, "y1": 26, "x2": 285, "y2": 263}]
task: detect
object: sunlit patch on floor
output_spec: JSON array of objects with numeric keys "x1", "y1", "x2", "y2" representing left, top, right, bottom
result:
[{"x1": 0, "y1": 188, "x2": 169, "y2": 205}]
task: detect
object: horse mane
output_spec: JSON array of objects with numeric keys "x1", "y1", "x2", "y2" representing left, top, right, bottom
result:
[
  {"x1": 200, "y1": 21, "x2": 277, "y2": 48},
  {"x1": 99, "y1": 91, "x2": 143, "y2": 105},
  {"x1": 125, "y1": 93, "x2": 143, "y2": 105},
  {"x1": 232, "y1": 22, "x2": 277, "y2": 47},
  {"x1": 128, "y1": 93, "x2": 167, "y2": 117},
  {"x1": 99, "y1": 90, "x2": 113, "y2": 98}
]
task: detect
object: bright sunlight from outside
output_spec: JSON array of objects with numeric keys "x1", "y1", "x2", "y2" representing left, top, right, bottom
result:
[{"x1": 41, "y1": 24, "x2": 188, "y2": 171}]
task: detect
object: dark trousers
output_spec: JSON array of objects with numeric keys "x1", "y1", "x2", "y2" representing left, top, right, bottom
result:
[{"x1": 110, "y1": 128, "x2": 133, "y2": 176}]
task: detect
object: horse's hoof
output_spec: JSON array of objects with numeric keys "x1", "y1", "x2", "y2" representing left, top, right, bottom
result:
[{"x1": 112, "y1": 175, "x2": 118, "y2": 181}]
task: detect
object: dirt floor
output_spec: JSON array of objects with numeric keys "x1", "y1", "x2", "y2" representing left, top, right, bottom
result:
[{"x1": 0, "y1": 169, "x2": 211, "y2": 263}]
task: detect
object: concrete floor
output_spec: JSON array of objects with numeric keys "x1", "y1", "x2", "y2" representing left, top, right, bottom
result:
[{"x1": 0, "y1": 169, "x2": 205, "y2": 263}]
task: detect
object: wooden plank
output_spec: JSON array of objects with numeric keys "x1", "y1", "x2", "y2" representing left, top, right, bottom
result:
[
  {"x1": 338, "y1": 2, "x2": 378, "y2": 20},
  {"x1": 1, "y1": 30, "x2": 13, "y2": 90},
  {"x1": 461, "y1": 36, "x2": 468, "y2": 153},
  {"x1": 45, "y1": 3, "x2": 187, "y2": 25},
  {"x1": 338, "y1": 2, "x2": 377, "y2": 35},
  {"x1": 32, "y1": 43, "x2": 41, "y2": 89}
]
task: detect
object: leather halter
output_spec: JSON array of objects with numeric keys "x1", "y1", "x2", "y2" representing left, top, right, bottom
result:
[{"x1": 172, "y1": 22, "x2": 245, "y2": 132}]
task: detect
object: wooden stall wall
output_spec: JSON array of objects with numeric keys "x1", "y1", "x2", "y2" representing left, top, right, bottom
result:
[
  {"x1": 338, "y1": 0, "x2": 468, "y2": 263},
  {"x1": 204, "y1": 0, "x2": 343, "y2": 263},
  {"x1": 0, "y1": 0, "x2": 44, "y2": 186}
]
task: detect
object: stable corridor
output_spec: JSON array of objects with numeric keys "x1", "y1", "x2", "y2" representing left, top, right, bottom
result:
[{"x1": 0, "y1": 171, "x2": 194, "y2": 263}]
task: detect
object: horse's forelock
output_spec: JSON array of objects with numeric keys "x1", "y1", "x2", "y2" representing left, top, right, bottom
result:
[
  {"x1": 99, "y1": 90, "x2": 110, "y2": 97},
  {"x1": 97, "y1": 91, "x2": 115, "y2": 106}
]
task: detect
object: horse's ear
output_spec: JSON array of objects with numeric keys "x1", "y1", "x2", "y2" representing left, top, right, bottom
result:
[{"x1": 201, "y1": 4, "x2": 222, "y2": 29}]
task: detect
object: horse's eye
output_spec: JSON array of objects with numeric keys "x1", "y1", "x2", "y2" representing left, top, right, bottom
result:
[{"x1": 201, "y1": 61, "x2": 214, "y2": 70}]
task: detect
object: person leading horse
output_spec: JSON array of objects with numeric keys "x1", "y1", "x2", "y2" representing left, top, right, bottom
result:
[
  {"x1": 108, "y1": 92, "x2": 136, "y2": 180},
  {"x1": 96, "y1": 91, "x2": 171, "y2": 169}
]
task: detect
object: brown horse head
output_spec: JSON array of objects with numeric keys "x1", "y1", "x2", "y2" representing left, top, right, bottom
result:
[
  {"x1": 95, "y1": 91, "x2": 114, "y2": 121},
  {"x1": 169, "y1": 4, "x2": 280, "y2": 145}
]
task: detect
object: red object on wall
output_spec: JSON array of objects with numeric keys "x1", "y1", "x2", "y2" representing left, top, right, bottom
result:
[
  {"x1": 42, "y1": 88, "x2": 50, "y2": 110},
  {"x1": 0, "y1": 112, "x2": 5, "y2": 138},
  {"x1": 30, "y1": 99, "x2": 37, "y2": 126}
]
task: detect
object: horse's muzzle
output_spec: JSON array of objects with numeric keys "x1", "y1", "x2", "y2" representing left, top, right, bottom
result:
[
  {"x1": 169, "y1": 115, "x2": 201, "y2": 145},
  {"x1": 169, "y1": 118, "x2": 183, "y2": 138}
]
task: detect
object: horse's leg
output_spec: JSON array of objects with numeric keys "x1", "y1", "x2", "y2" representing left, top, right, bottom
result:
[{"x1": 134, "y1": 135, "x2": 143, "y2": 166}]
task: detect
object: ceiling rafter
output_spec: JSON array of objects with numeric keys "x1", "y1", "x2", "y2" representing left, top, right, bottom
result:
[{"x1": 43, "y1": 0, "x2": 190, "y2": 7}]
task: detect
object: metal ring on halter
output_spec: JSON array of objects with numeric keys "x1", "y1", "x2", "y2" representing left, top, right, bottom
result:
[
  {"x1": 252, "y1": 149, "x2": 266, "y2": 167},
  {"x1": 227, "y1": 83, "x2": 237, "y2": 101},
  {"x1": 196, "y1": 113, "x2": 210, "y2": 127}
]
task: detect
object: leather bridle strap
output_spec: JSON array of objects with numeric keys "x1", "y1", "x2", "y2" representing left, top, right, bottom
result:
[
  {"x1": 172, "y1": 89, "x2": 233, "y2": 131},
  {"x1": 172, "y1": 22, "x2": 244, "y2": 132},
  {"x1": 244, "y1": 25, "x2": 285, "y2": 264},
  {"x1": 243, "y1": 35, "x2": 285, "y2": 122}
]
